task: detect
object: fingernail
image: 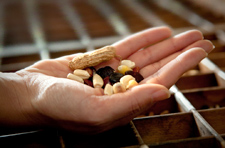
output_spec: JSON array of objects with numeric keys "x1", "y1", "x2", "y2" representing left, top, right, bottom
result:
[
  {"x1": 203, "y1": 49, "x2": 208, "y2": 57},
  {"x1": 152, "y1": 90, "x2": 171, "y2": 102}
]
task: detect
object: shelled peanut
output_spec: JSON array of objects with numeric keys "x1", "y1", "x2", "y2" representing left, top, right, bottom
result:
[{"x1": 67, "y1": 46, "x2": 144, "y2": 95}]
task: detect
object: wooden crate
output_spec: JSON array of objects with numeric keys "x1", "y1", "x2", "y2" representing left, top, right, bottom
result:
[{"x1": 1, "y1": 0, "x2": 225, "y2": 147}]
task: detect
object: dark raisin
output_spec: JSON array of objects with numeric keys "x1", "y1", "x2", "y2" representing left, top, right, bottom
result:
[
  {"x1": 109, "y1": 72, "x2": 124, "y2": 85},
  {"x1": 103, "y1": 76, "x2": 111, "y2": 88},
  {"x1": 96, "y1": 66, "x2": 115, "y2": 79},
  {"x1": 125, "y1": 71, "x2": 144, "y2": 83}
]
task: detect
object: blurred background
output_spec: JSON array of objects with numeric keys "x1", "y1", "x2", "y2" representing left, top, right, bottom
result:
[
  {"x1": 1, "y1": 0, "x2": 225, "y2": 147},
  {"x1": 0, "y1": 0, "x2": 225, "y2": 72}
]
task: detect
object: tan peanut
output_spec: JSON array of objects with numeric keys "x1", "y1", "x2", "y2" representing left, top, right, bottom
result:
[
  {"x1": 69, "y1": 46, "x2": 116, "y2": 70},
  {"x1": 93, "y1": 74, "x2": 104, "y2": 88},
  {"x1": 126, "y1": 79, "x2": 138, "y2": 89},
  {"x1": 67, "y1": 73, "x2": 84, "y2": 83},
  {"x1": 104, "y1": 84, "x2": 114, "y2": 95},
  {"x1": 73, "y1": 69, "x2": 90, "y2": 79},
  {"x1": 120, "y1": 75, "x2": 135, "y2": 88},
  {"x1": 120, "y1": 60, "x2": 135, "y2": 69},
  {"x1": 113, "y1": 82, "x2": 126, "y2": 94}
]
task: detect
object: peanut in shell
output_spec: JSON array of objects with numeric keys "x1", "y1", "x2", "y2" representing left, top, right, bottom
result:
[{"x1": 69, "y1": 46, "x2": 116, "y2": 70}]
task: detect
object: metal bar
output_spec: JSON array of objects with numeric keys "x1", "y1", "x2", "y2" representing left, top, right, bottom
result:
[
  {"x1": 192, "y1": 109, "x2": 225, "y2": 147},
  {"x1": 0, "y1": 1, "x2": 5, "y2": 69},
  {"x1": 215, "y1": 29, "x2": 225, "y2": 45},
  {"x1": 1, "y1": 35, "x2": 121, "y2": 58},
  {"x1": 0, "y1": 130, "x2": 42, "y2": 138},
  {"x1": 23, "y1": 0, "x2": 50, "y2": 60},
  {"x1": 201, "y1": 58, "x2": 225, "y2": 80},
  {"x1": 122, "y1": 0, "x2": 169, "y2": 27},
  {"x1": 0, "y1": 35, "x2": 121, "y2": 71},
  {"x1": 189, "y1": 0, "x2": 225, "y2": 17},
  {"x1": 88, "y1": 0, "x2": 131, "y2": 37},
  {"x1": 153, "y1": 0, "x2": 215, "y2": 32},
  {"x1": 58, "y1": 0, "x2": 94, "y2": 52},
  {"x1": 170, "y1": 85, "x2": 195, "y2": 112},
  {"x1": 130, "y1": 121, "x2": 149, "y2": 148},
  {"x1": 2, "y1": 22, "x2": 225, "y2": 59},
  {"x1": 154, "y1": 0, "x2": 225, "y2": 44},
  {"x1": 170, "y1": 85, "x2": 225, "y2": 147}
]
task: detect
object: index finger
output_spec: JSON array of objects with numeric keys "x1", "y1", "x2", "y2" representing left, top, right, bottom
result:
[{"x1": 112, "y1": 26, "x2": 172, "y2": 59}]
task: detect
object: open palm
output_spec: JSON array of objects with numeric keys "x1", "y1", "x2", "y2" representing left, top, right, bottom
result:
[{"x1": 17, "y1": 26, "x2": 213, "y2": 134}]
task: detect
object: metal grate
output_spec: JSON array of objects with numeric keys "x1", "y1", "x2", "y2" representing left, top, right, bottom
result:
[
  {"x1": 1, "y1": 0, "x2": 225, "y2": 147},
  {"x1": 1, "y1": 0, "x2": 225, "y2": 72}
]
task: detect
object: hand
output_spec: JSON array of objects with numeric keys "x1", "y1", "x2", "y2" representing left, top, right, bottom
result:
[{"x1": 12, "y1": 27, "x2": 213, "y2": 134}]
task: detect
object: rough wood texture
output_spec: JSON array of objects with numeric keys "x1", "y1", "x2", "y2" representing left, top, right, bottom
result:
[
  {"x1": 133, "y1": 112, "x2": 200, "y2": 144},
  {"x1": 199, "y1": 108, "x2": 225, "y2": 134}
]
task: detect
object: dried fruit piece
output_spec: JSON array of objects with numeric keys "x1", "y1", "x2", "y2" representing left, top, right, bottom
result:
[
  {"x1": 113, "y1": 82, "x2": 126, "y2": 93},
  {"x1": 133, "y1": 66, "x2": 140, "y2": 73},
  {"x1": 67, "y1": 73, "x2": 84, "y2": 83},
  {"x1": 96, "y1": 66, "x2": 114, "y2": 79},
  {"x1": 84, "y1": 67, "x2": 96, "y2": 78},
  {"x1": 93, "y1": 74, "x2": 104, "y2": 88},
  {"x1": 120, "y1": 60, "x2": 135, "y2": 69},
  {"x1": 109, "y1": 72, "x2": 124, "y2": 85},
  {"x1": 103, "y1": 76, "x2": 111, "y2": 88},
  {"x1": 118, "y1": 65, "x2": 132, "y2": 75},
  {"x1": 125, "y1": 71, "x2": 144, "y2": 83},
  {"x1": 120, "y1": 75, "x2": 135, "y2": 88},
  {"x1": 66, "y1": 45, "x2": 143, "y2": 95},
  {"x1": 69, "y1": 46, "x2": 116, "y2": 70},
  {"x1": 84, "y1": 79, "x2": 93, "y2": 87},
  {"x1": 104, "y1": 84, "x2": 114, "y2": 95},
  {"x1": 73, "y1": 69, "x2": 90, "y2": 79},
  {"x1": 126, "y1": 79, "x2": 138, "y2": 89}
]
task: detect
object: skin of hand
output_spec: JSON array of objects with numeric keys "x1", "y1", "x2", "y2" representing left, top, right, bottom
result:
[{"x1": 0, "y1": 26, "x2": 214, "y2": 134}]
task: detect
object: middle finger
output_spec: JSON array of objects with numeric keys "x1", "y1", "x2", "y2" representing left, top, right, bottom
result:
[
  {"x1": 128, "y1": 30, "x2": 203, "y2": 68},
  {"x1": 140, "y1": 39, "x2": 214, "y2": 78}
]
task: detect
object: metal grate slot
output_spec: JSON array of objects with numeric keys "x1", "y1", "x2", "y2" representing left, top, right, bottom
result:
[
  {"x1": 108, "y1": 0, "x2": 152, "y2": 33},
  {"x1": 58, "y1": 0, "x2": 94, "y2": 51},
  {"x1": 4, "y1": 1, "x2": 33, "y2": 45},
  {"x1": 24, "y1": 0, "x2": 50, "y2": 59},
  {"x1": 88, "y1": 0, "x2": 131, "y2": 37},
  {"x1": 38, "y1": 1, "x2": 79, "y2": 42},
  {"x1": 122, "y1": 0, "x2": 168, "y2": 27},
  {"x1": 0, "y1": 1, "x2": 5, "y2": 68}
]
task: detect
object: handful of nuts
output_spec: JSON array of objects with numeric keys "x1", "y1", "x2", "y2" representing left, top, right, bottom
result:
[{"x1": 67, "y1": 46, "x2": 144, "y2": 95}]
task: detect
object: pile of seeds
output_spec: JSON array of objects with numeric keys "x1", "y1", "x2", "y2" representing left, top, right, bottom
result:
[{"x1": 67, "y1": 46, "x2": 144, "y2": 95}]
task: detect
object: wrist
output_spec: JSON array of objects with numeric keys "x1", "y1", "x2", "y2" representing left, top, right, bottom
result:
[{"x1": 0, "y1": 71, "x2": 42, "y2": 127}]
